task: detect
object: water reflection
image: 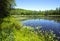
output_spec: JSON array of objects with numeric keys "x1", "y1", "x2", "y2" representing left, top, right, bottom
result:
[{"x1": 22, "y1": 19, "x2": 60, "y2": 37}]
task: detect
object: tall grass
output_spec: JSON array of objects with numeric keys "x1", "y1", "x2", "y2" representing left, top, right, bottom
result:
[{"x1": 0, "y1": 17, "x2": 58, "y2": 41}]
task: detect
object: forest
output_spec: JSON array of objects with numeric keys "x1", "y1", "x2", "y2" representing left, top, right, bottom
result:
[{"x1": 11, "y1": 7, "x2": 60, "y2": 15}]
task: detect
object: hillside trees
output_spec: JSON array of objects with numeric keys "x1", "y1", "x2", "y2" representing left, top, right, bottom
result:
[{"x1": 11, "y1": 7, "x2": 60, "y2": 15}]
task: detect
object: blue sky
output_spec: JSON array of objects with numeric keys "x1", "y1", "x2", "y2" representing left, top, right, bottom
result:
[{"x1": 15, "y1": 0, "x2": 60, "y2": 11}]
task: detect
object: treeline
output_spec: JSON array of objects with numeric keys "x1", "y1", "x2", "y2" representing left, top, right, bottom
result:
[{"x1": 11, "y1": 7, "x2": 60, "y2": 15}]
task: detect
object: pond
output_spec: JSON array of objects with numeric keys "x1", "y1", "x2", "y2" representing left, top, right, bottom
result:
[{"x1": 22, "y1": 16, "x2": 60, "y2": 38}]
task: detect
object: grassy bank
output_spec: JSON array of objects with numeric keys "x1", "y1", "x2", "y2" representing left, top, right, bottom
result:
[{"x1": 0, "y1": 17, "x2": 58, "y2": 41}]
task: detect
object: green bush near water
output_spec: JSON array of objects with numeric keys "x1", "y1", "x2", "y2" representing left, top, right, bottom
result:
[{"x1": 0, "y1": 17, "x2": 58, "y2": 41}]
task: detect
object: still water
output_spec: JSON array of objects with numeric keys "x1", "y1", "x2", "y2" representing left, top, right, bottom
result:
[{"x1": 22, "y1": 16, "x2": 60, "y2": 37}]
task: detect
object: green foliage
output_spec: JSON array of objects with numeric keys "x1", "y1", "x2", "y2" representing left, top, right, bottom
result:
[
  {"x1": 13, "y1": 26, "x2": 58, "y2": 41},
  {"x1": 0, "y1": 0, "x2": 15, "y2": 18},
  {"x1": 0, "y1": 17, "x2": 22, "y2": 41},
  {"x1": 14, "y1": 27, "x2": 44, "y2": 41},
  {"x1": 11, "y1": 7, "x2": 60, "y2": 15}
]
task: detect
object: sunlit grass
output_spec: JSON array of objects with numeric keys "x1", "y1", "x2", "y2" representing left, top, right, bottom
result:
[{"x1": 0, "y1": 16, "x2": 58, "y2": 41}]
